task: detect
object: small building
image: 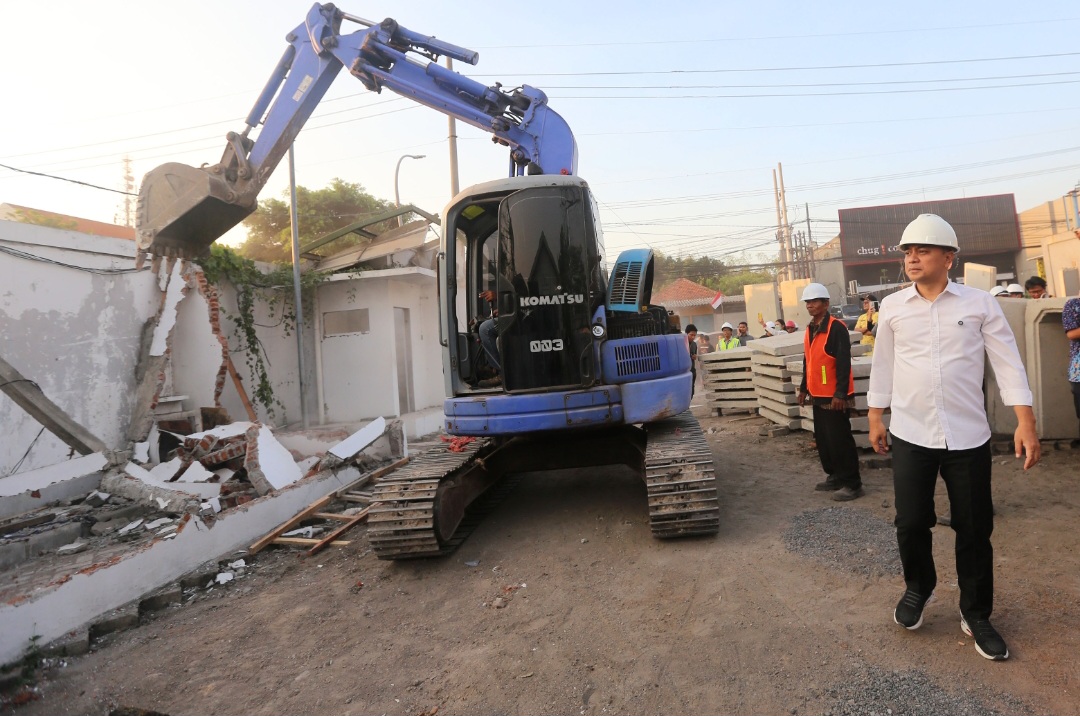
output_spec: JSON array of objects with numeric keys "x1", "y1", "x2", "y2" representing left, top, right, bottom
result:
[
  {"x1": 652, "y1": 277, "x2": 747, "y2": 333},
  {"x1": 305, "y1": 206, "x2": 445, "y2": 436}
]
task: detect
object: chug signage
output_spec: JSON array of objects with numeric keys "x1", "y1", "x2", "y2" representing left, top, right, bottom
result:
[{"x1": 839, "y1": 195, "x2": 1020, "y2": 266}]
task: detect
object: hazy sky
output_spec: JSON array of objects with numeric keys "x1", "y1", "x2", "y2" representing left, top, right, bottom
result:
[{"x1": 1, "y1": 1, "x2": 1078, "y2": 266}]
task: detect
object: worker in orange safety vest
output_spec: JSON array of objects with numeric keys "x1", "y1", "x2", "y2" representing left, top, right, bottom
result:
[{"x1": 797, "y1": 282, "x2": 863, "y2": 501}]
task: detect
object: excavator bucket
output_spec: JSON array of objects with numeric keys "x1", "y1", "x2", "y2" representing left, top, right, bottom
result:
[{"x1": 135, "y1": 162, "x2": 255, "y2": 260}]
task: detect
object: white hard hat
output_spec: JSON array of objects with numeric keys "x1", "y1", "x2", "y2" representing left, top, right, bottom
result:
[
  {"x1": 899, "y1": 213, "x2": 960, "y2": 252},
  {"x1": 1006, "y1": 283, "x2": 1024, "y2": 294},
  {"x1": 721, "y1": 322, "x2": 734, "y2": 330},
  {"x1": 765, "y1": 321, "x2": 776, "y2": 329},
  {"x1": 800, "y1": 283, "x2": 831, "y2": 301},
  {"x1": 989, "y1": 285, "x2": 1007, "y2": 297}
]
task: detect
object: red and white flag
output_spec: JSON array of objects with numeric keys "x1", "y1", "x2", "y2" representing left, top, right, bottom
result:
[{"x1": 710, "y1": 291, "x2": 724, "y2": 310}]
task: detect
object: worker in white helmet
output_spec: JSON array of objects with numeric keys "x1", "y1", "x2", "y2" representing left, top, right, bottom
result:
[
  {"x1": 716, "y1": 322, "x2": 740, "y2": 350},
  {"x1": 797, "y1": 282, "x2": 863, "y2": 502},
  {"x1": 988, "y1": 285, "x2": 1007, "y2": 298},
  {"x1": 1006, "y1": 283, "x2": 1025, "y2": 298},
  {"x1": 867, "y1": 213, "x2": 1039, "y2": 661}
]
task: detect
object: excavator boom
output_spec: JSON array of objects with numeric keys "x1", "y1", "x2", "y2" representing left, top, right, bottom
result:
[{"x1": 135, "y1": 2, "x2": 577, "y2": 260}]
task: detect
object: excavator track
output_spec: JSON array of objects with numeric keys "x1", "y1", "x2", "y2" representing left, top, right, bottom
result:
[
  {"x1": 368, "y1": 438, "x2": 519, "y2": 560},
  {"x1": 643, "y1": 411, "x2": 720, "y2": 538}
]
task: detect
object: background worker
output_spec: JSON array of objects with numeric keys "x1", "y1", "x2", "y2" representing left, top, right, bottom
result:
[
  {"x1": 989, "y1": 285, "x2": 1008, "y2": 298},
  {"x1": 736, "y1": 321, "x2": 752, "y2": 346},
  {"x1": 868, "y1": 213, "x2": 1039, "y2": 662},
  {"x1": 855, "y1": 294, "x2": 878, "y2": 352},
  {"x1": 1024, "y1": 276, "x2": 1051, "y2": 299},
  {"x1": 797, "y1": 283, "x2": 863, "y2": 502},
  {"x1": 1064, "y1": 289, "x2": 1080, "y2": 443},
  {"x1": 717, "y1": 322, "x2": 740, "y2": 350},
  {"x1": 685, "y1": 324, "x2": 699, "y2": 397},
  {"x1": 1006, "y1": 283, "x2": 1025, "y2": 298},
  {"x1": 784, "y1": 320, "x2": 799, "y2": 334}
]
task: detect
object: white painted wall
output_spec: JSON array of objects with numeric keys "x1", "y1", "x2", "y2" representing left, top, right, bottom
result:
[
  {"x1": 317, "y1": 269, "x2": 442, "y2": 424},
  {"x1": 0, "y1": 222, "x2": 159, "y2": 474}
]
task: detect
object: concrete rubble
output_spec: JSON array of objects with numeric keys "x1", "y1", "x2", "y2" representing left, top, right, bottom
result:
[{"x1": 0, "y1": 416, "x2": 406, "y2": 666}]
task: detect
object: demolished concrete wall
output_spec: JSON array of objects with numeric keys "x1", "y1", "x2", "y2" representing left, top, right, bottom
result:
[
  {"x1": 0, "y1": 222, "x2": 160, "y2": 474},
  {"x1": 1, "y1": 221, "x2": 310, "y2": 478}
]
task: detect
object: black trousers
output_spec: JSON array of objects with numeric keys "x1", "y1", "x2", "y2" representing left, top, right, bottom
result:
[
  {"x1": 811, "y1": 402, "x2": 861, "y2": 489},
  {"x1": 892, "y1": 435, "x2": 994, "y2": 619}
]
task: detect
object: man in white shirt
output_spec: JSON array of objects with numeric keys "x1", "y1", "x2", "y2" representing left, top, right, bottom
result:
[{"x1": 867, "y1": 213, "x2": 1040, "y2": 662}]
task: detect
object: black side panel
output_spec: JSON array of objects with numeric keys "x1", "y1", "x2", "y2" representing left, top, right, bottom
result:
[{"x1": 496, "y1": 187, "x2": 595, "y2": 392}]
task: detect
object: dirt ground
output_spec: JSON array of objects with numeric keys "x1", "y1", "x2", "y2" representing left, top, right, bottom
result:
[{"x1": 13, "y1": 404, "x2": 1080, "y2": 716}]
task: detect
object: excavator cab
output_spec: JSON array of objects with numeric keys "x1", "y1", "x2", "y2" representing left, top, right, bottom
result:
[{"x1": 441, "y1": 176, "x2": 608, "y2": 399}]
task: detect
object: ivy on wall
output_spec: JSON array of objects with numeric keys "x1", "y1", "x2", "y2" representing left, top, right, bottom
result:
[{"x1": 199, "y1": 245, "x2": 332, "y2": 418}]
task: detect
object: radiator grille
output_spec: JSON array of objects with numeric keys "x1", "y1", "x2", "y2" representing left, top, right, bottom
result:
[
  {"x1": 614, "y1": 340, "x2": 662, "y2": 377},
  {"x1": 609, "y1": 260, "x2": 643, "y2": 306}
]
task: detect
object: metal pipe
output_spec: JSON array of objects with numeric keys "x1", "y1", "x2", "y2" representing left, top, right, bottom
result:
[
  {"x1": 339, "y1": 11, "x2": 376, "y2": 27},
  {"x1": 446, "y1": 57, "x2": 461, "y2": 198},
  {"x1": 288, "y1": 146, "x2": 310, "y2": 429}
]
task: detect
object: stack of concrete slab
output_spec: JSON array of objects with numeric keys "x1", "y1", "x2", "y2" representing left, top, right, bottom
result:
[
  {"x1": 795, "y1": 355, "x2": 889, "y2": 448},
  {"x1": 698, "y1": 346, "x2": 755, "y2": 415},
  {"x1": 747, "y1": 333, "x2": 805, "y2": 428}
]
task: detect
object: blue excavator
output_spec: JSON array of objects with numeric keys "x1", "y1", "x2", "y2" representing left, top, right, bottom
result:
[{"x1": 136, "y1": 3, "x2": 719, "y2": 559}]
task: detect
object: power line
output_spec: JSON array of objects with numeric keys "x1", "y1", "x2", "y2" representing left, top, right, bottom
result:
[
  {"x1": 475, "y1": 51, "x2": 1080, "y2": 77},
  {"x1": 549, "y1": 77, "x2": 1080, "y2": 100},
  {"x1": 544, "y1": 70, "x2": 1080, "y2": 90},
  {"x1": 473, "y1": 18, "x2": 1078, "y2": 49},
  {"x1": 0, "y1": 162, "x2": 135, "y2": 196}
]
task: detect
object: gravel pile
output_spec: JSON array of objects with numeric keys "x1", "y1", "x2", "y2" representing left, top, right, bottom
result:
[
  {"x1": 823, "y1": 665, "x2": 1031, "y2": 716},
  {"x1": 783, "y1": 506, "x2": 901, "y2": 577}
]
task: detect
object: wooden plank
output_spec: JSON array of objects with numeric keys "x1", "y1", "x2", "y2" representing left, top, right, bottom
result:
[
  {"x1": 340, "y1": 494, "x2": 371, "y2": 503},
  {"x1": 0, "y1": 354, "x2": 106, "y2": 455},
  {"x1": 273, "y1": 537, "x2": 351, "y2": 546},
  {"x1": 313, "y1": 512, "x2": 354, "y2": 521},
  {"x1": 307, "y1": 504, "x2": 377, "y2": 556},
  {"x1": 334, "y1": 456, "x2": 410, "y2": 497},
  {"x1": 224, "y1": 353, "x2": 259, "y2": 422},
  {"x1": 249, "y1": 495, "x2": 333, "y2": 554}
]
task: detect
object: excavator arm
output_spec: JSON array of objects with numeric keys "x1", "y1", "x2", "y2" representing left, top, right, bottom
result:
[{"x1": 136, "y1": 2, "x2": 577, "y2": 259}]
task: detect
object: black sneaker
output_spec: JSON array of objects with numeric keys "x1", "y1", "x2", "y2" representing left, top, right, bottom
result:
[
  {"x1": 815, "y1": 479, "x2": 841, "y2": 491},
  {"x1": 832, "y1": 486, "x2": 865, "y2": 501},
  {"x1": 894, "y1": 590, "x2": 934, "y2": 630},
  {"x1": 961, "y1": 617, "x2": 1009, "y2": 661}
]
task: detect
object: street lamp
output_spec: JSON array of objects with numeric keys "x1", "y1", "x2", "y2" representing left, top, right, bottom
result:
[{"x1": 394, "y1": 154, "x2": 426, "y2": 226}]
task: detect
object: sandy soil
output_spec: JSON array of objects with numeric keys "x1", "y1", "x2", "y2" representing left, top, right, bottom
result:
[{"x1": 14, "y1": 405, "x2": 1080, "y2": 716}]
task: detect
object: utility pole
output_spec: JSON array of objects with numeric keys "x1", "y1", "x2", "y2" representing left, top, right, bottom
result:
[
  {"x1": 778, "y1": 163, "x2": 792, "y2": 281},
  {"x1": 772, "y1": 168, "x2": 787, "y2": 282},
  {"x1": 805, "y1": 202, "x2": 815, "y2": 281},
  {"x1": 446, "y1": 57, "x2": 460, "y2": 198},
  {"x1": 116, "y1": 156, "x2": 135, "y2": 227}
]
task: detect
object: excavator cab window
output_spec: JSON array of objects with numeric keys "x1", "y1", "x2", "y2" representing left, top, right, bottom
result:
[{"x1": 495, "y1": 185, "x2": 598, "y2": 392}]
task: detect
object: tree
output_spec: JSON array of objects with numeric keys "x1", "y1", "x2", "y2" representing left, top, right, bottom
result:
[{"x1": 237, "y1": 178, "x2": 400, "y2": 263}]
